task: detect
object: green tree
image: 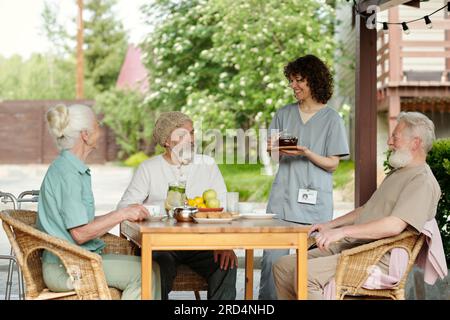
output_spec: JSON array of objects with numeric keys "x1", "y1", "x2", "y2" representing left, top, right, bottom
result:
[
  {"x1": 141, "y1": 0, "x2": 336, "y2": 132},
  {"x1": 140, "y1": 0, "x2": 223, "y2": 114},
  {"x1": 94, "y1": 87, "x2": 149, "y2": 159},
  {"x1": 0, "y1": 53, "x2": 95, "y2": 100},
  {"x1": 84, "y1": 0, "x2": 128, "y2": 92},
  {"x1": 41, "y1": 1, "x2": 73, "y2": 57}
]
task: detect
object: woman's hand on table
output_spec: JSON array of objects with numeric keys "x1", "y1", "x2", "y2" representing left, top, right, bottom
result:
[
  {"x1": 119, "y1": 204, "x2": 150, "y2": 222},
  {"x1": 214, "y1": 250, "x2": 238, "y2": 270}
]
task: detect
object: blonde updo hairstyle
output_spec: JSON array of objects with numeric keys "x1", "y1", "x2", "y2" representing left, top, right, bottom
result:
[{"x1": 46, "y1": 104, "x2": 95, "y2": 150}]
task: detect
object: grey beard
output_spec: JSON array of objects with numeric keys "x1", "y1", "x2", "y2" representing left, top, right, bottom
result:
[{"x1": 388, "y1": 148, "x2": 413, "y2": 169}]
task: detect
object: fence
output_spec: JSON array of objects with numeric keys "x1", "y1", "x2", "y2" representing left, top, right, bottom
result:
[{"x1": 0, "y1": 100, "x2": 118, "y2": 164}]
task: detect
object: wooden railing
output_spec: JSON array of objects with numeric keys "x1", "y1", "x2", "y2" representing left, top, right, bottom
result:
[
  {"x1": 377, "y1": 19, "x2": 450, "y2": 88},
  {"x1": 377, "y1": 29, "x2": 390, "y2": 88}
]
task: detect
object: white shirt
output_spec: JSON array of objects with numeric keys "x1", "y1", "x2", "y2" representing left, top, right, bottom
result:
[{"x1": 117, "y1": 154, "x2": 227, "y2": 209}]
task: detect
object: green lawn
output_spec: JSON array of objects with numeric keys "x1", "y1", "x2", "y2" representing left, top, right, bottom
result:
[
  {"x1": 333, "y1": 160, "x2": 355, "y2": 189},
  {"x1": 219, "y1": 160, "x2": 354, "y2": 202},
  {"x1": 218, "y1": 164, "x2": 275, "y2": 202}
]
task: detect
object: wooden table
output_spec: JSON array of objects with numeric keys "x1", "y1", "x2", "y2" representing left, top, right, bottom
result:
[{"x1": 121, "y1": 218, "x2": 310, "y2": 300}]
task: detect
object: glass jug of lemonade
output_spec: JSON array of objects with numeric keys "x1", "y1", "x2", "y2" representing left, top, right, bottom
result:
[{"x1": 165, "y1": 181, "x2": 187, "y2": 218}]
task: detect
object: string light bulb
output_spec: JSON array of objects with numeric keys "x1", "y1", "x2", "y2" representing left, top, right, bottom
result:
[
  {"x1": 424, "y1": 15, "x2": 433, "y2": 29},
  {"x1": 402, "y1": 22, "x2": 410, "y2": 35},
  {"x1": 351, "y1": 1, "x2": 449, "y2": 33}
]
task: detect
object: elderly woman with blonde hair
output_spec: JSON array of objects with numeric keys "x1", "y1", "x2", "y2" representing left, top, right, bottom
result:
[{"x1": 37, "y1": 104, "x2": 161, "y2": 300}]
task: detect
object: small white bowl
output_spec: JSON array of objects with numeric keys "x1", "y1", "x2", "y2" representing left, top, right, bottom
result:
[
  {"x1": 238, "y1": 202, "x2": 254, "y2": 214},
  {"x1": 253, "y1": 208, "x2": 267, "y2": 214}
]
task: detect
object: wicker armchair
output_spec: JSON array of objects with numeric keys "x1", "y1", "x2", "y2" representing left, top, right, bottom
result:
[
  {"x1": 334, "y1": 230, "x2": 426, "y2": 300},
  {"x1": 172, "y1": 264, "x2": 208, "y2": 300},
  {"x1": 0, "y1": 210, "x2": 138, "y2": 300}
]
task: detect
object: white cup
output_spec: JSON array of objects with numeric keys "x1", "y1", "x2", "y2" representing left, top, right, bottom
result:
[
  {"x1": 238, "y1": 202, "x2": 254, "y2": 214},
  {"x1": 144, "y1": 205, "x2": 162, "y2": 217},
  {"x1": 226, "y1": 192, "x2": 239, "y2": 213}
]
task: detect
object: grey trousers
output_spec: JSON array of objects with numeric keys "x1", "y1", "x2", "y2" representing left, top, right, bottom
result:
[
  {"x1": 258, "y1": 249, "x2": 290, "y2": 300},
  {"x1": 153, "y1": 250, "x2": 237, "y2": 300}
]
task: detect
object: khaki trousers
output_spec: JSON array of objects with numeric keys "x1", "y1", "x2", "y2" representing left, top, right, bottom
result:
[
  {"x1": 272, "y1": 240, "x2": 389, "y2": 300},
  {"x1": 43, "y1": 254, "x2": 162, "y2": 300}
]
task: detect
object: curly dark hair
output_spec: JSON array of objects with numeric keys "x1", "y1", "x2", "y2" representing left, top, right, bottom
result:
[{"x1": 284, "y1": 55, "x2": 333, "y2": 104}]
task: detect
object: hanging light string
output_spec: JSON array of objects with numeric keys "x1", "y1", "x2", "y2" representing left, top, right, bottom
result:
[{"x1": 347, "y1": 0, "x2": 450, "y2": 34}]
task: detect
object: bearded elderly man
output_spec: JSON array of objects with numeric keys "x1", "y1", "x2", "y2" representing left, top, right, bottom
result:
[
  {"x1": 117, "y1": 111, "x2": 237, "y2": 300},
  {"x1": 272, "y1": 112, "x2": 441, "y2": 300}
]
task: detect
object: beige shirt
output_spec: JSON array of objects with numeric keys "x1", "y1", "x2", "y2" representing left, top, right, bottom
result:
[{"x1": 355, "y1": 164, "x2": 441, "y2": 234}]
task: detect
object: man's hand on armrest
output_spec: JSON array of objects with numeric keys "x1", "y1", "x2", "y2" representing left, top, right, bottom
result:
[
  {"x1": 314, "y1": 216, "x2": 407, "y2": 252},
  {"x1": 308, "y1": 206, "x2": 364, "y2": 238}
]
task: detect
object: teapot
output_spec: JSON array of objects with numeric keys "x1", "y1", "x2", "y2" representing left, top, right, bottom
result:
[{"x1": 173, "y1": 204, "x2": 198, "y2": 222}]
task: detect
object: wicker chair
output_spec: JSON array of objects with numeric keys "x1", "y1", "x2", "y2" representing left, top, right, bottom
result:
[
  {"x1": 172, "y1": 264, "x2": 208, "y2": 300},
  {"x1": 0, "y1": 210, "x2": 138, "y2": 300},
  {"x1": 334, "y1": 230, "x2": 426, "y2": 300}
]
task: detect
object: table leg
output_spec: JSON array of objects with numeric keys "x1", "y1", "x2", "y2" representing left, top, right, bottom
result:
[
  {"x1": 119, "y1": 224, "x2": 126, "y2": 239},
  {"x1": 296, "y1": 233, "x2": 308, "y2": 300},
  {"x1": 141, "y1": 234, "x2": 152, "y2": 300},
  {"x1": 245, "y1": 249, "x2": 254, "y2": 300}
]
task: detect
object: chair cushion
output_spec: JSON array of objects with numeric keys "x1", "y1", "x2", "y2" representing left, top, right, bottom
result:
[{"x1": 30, "y1": 287, "x2": 122, "y2": 300}]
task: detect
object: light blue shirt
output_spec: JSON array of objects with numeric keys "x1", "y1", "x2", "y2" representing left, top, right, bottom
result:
[
  {"x1": 267, "y1": 104, "x2": 349, "y2": 224},
  {"x1": 37, "y1": 150, "x2": 105, "y2": 263}
]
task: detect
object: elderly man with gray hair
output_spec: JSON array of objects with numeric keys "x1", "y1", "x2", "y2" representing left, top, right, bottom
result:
[
  {"x1": 117, "y1": 111, "x2": 237, "y2": 300},
  {"x1": 272, "y1": 111, "x2": 442, "y2": 300}
]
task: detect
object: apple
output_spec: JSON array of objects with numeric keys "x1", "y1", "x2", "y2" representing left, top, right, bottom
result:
[
  {"x1": 202, "y1": 189, "x2": 217, "y2": 201},
  {"x1": 206, "y1": 198, "x2": 220, "y2": 208}
]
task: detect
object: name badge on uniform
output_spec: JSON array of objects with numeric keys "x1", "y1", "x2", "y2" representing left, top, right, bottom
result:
[{"x1": 298, "y1": 188, "x2": 318, "y2": 205}]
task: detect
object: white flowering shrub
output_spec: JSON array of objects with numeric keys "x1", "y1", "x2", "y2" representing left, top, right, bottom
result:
[{"x1": 141, "y1": 0, "x2": 336, "y2": 132}]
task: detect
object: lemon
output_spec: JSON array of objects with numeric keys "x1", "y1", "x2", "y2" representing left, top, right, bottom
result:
[
  {"x1": 187, "y1": 199, "x2": 197, "y2": 207},
  {"x1": 198, "y1": 203, "x2": 207, "y2": 208},
  {"x1": 194, "y1": 196, "x2": 204, "y2": 206}
]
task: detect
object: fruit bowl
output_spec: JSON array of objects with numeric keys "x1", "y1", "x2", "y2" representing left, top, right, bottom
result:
[{"x1": 198, "y1": 207, "x2": 224, "y2": 212}]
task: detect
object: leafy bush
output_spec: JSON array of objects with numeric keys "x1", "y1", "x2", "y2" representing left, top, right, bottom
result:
[
  {"x1": 123, "y1": 151, "x2": 150, "y2": 168},
  {"x1": 94, "y1": 88, "x2": 153, "y2": 159},
  {"x1": 426, "y1": 139, "x2": 450, "y2": 264}
]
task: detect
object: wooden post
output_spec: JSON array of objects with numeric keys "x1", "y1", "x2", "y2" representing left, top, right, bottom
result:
[
  {"x1": 388, "y1": 7, "x2": 402, "y2": 135},
  {"x1": 355, "y1": 13, "x2": 377, "y2": 207},
  {"x1": 445, "y1": 4, "x2": 450, "y2": 77},
  {"x1": 76, "y1": 0, "x2": 84, "y2": 99}
]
